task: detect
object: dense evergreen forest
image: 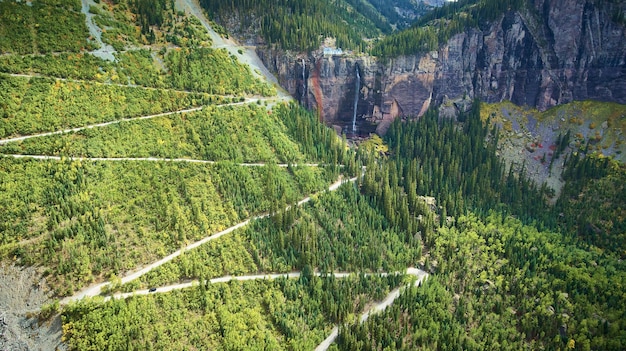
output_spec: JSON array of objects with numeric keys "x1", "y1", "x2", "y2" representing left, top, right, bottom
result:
[
  {"x1": 125, "y1": 183, "x2": 424, "y2": 291},
  {"x1": 200, "y1": 0, "x2": 528, "y2": 56},
  {"x1": 336, "y1": 212, "x2": 626, "y2": 350},
  {"x1": 63, "y1": 274, "x2": 405, "y2": 350},
  {"x1": 556, "y1": 153, "x2": 626, "y2": 253},
  {"x1": 199, "y1": 0, "x2": 384, "y2": 51},
  {"x1": 0, "y1": 0, "x2": 625, "y2": 350},
  {"x1": 371, "y1": 0, "x2": 526, "y2": 57},
  {"x1": 384, "y1": 102, "x2": 550, "y2": 223},
  {"x1": 366, "y1": 0, "x2": 434, "y2": 30},
  {"x1": 0, "y1": 157, "x2": 337, "y2": 295},
  {"x1": 331, "y1": 102, "x2": 626, "y2": 350}
]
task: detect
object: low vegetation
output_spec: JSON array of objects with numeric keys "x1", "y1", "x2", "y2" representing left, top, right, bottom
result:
[
  {"x1": 2, "y1": 104, "x2": 308, "y2": 164},
  {"x1": 0, "y1": 74, "x2": 220, "y2": 138},
  {"x1": 128, "y1": 183, "x2": 423, "y2": 290},
  {"x1": 0, "y1": 0, "x2": 93, "y2": 54}
]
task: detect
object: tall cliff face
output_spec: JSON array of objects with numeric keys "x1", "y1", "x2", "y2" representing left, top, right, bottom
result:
[
  {"x1": 258, "y1": 0, "x2": 626, "y2": 134},
  {"x1": 256, "y1": 49, "x2": 382, "y2": 134}
]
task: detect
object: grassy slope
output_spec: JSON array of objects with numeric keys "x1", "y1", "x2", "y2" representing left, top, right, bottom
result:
[{"x1": 0, "y1": 2, "x2": 407, "y2": 348}]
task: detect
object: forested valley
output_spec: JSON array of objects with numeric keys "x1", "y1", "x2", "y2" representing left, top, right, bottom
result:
[
  {"x1": 0, "y1": 0, "x2": 625, "y2": 350},
  {"x1": 200, "y1": 0, "x2": 529, "y2": 57},
  {"x1": 51, "y1": 100, "x2": 626, "y2": 350},
  {"x1": 199, "y1": 0, "x2": 385, "y2": 52},
  {"x1": 332, "y1": 102, "x2": 626, "y2": 350}
]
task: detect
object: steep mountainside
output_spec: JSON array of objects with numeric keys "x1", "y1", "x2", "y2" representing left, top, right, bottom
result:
[
  {"x1": 256, "y1": 0, "x2": 626, "y2": 134},
  {"x1": 2, "y1": 1, "x2": 626, "y2": 350},
  {"x1": 199, "y1": 0, "x2": 386, "y2": 51},
  {"x1": 363, "y1": 0, "x2": 437, "y2": 30}
]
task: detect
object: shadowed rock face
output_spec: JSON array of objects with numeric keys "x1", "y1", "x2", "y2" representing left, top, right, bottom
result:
[{"x1": 257, "y1": 0, "x2": 626, "y2": 133}]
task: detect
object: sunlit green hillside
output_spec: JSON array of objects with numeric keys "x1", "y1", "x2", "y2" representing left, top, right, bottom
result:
[{"x1": 0, "y1": 1, "x2": 624, "y2": 350}]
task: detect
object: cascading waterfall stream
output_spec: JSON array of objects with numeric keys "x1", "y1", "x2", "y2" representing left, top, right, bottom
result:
[
  {"x1": 301, "y1": 58, "x2": 306, "y2": 102},
  {"x1": 352, "y1": 65, "x2": 360, "y2": 134}
]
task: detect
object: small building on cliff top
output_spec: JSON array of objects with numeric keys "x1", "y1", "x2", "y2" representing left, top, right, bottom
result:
[{"x1": 323, "y1": 47, "x2": 343, "y2": 56}]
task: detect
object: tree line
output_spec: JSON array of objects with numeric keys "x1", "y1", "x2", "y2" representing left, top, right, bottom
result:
[
  {"x1": 199, "y1": 0, "x2": 382, "y2": 52},
  {"x1": 372, "y1": 0, "x2": 526, "y2": 57}
]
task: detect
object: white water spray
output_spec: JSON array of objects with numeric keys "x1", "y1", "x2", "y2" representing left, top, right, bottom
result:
[
  {"x1": 352, "y1": 65, "x2": 360, "y2": 134},
  {"x1": 301, "y1": 58, "x2": 306, "y2": 101}
]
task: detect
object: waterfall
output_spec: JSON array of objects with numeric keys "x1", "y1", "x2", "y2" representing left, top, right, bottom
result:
[
  {"x1": 301, "y1": 58, "x2": 306, "y2": 102},
  {"x1": 352, "y1": 65, "x2": 360, "y2": 134}
]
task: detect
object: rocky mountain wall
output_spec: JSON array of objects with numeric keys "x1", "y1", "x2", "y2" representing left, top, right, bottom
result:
[{"x1": 257, "y1": 0, "x2": 626, "y2": 134}]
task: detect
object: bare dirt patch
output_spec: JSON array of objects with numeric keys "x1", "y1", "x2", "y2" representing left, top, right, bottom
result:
[{"x1": 0, "y1": 264, "x2": 64, "y2": 351}]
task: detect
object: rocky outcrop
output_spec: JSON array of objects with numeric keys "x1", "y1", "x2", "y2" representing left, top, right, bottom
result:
[
  {"x1": 450, "y1": 0, "x2": 626, "y2": 111},
  {"x1": 257, "y1": 0, "x2": 626, "y2": 134},
  {"x1": 257, "y1": 49, "x2": 378, "y2": 134}
]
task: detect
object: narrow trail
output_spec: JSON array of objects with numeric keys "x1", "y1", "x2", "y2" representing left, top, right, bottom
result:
[
  {"x1": 0, "y1": 97, "x2": 276, "y2": 146},
  {"x1": 103, "y1": 272, "x2": 352, "y2": 301},
  {"x1": 314, "y1": 268, "x2": 429, "y2": 351},
  {"x1": 176, "y1": 0, "x2": 292, "y2": 100},
  {"x1": 3, "y1": 72, "x2": 214, "y2": 95},
  {"x1": 106, "y1": 270, "x2": 411, "y2": 301},
  {"x1": 2, "y1": 154, "x2": 321, "y2": 168},
  {"x1": 98, "y1": 268, "x2": 427, "y2": 351},
  {"x1": 1, "y1": 2, "x2": 423, "y2": 351},
  {"x1": 61, "y1": 176, "x2": 357, "y2": 305},
  {"x1": 0, "y1": 107, "x2": 202, "y2": 145}
]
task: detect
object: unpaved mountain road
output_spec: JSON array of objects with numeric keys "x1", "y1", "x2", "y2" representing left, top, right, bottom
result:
[
  {"x1": 61, "y1": 176, "x2": 356, "y2": 305},
  {"x1": 3, "y1": 154, "x2": 321, "y2": 168},
  {"x1": 0, "y1": 107, "x2": 204, "y2": 145},
  {"x1": 104, "y1": 272, "x2": 351, "y2": 301},
  {"x1": 4, "y1": 72, "x2": 206, "y2": 94},
  {"x1": 105, "y1": 270, "x2": 425, "y2": 302},
  {"x1": 0, "y1": 0, "x2": 290, "y2": 351},
  {"x1": 1, "y1": 1, "x2": 428, "y2": 350},
  {"x1": 176, "y1": 0, "x2": 292, "y2": 100},
  {"x1": 97, "y1": 267, "x2": 428, "y2": 351},
  {"x1": 315, "y1": 268, "x2": 429, "y2": 351},
  {"x1": 0, "y1": 97, "x2": 277, "y2": 146}
]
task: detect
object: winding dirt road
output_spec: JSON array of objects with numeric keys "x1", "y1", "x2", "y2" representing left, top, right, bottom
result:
[
  {"x1": 61, "y1": 176, "x2": 357, "y2": 305},
  {"x1": 3, "y1": 154, "x2": 321, "y2": 168},
  {"x1": 96, "y1": 267, "x2": 428, "y2": 351},
  {"x1": 4, "y1": 72, "x2": 204, "y2": 94},
  {"x1": 13, "y1": 3, "x2": 430, "y2": 350},
  {"x1": 0, "y1": 98, "x2": 276, "y2": 146},
  {"x1": 176, "y1": 0, "x2": 291, "y2": 99},
  {"x1": 104, "y1": 270, "x2": 417, "y2": 302},
  {"x1": 315, "y1": 268, "x2": 429, "y2": 351},
  {"x1": 103, "y1": 272, "x2": 353, "y2": 301}
]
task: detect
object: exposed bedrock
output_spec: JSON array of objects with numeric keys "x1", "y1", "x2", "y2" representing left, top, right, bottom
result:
[{"x1": 256, "y1": 0, "x2": 626, "y2": 134}]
